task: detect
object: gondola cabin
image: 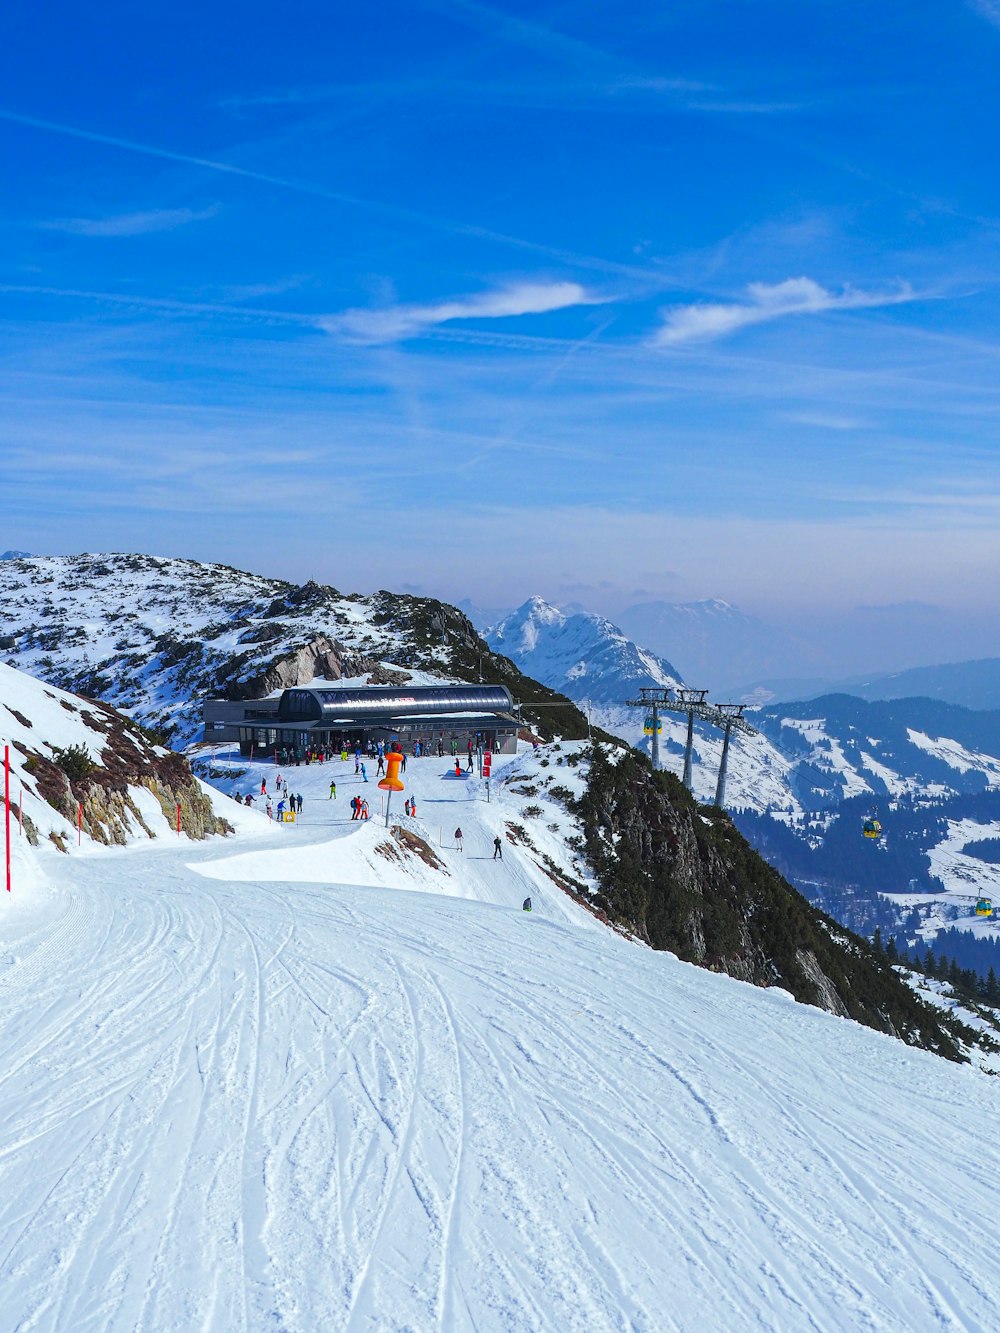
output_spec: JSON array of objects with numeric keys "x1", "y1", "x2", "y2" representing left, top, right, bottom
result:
[
  {"x1": 976, "y1": 898, "x2": 993, "y2": 918},
  {"x1": 862, "y1": 817, "x2": 882, "y2": 840},
  {"x1": 643, "y1": 716, "x2": 662, "y2": 735}
]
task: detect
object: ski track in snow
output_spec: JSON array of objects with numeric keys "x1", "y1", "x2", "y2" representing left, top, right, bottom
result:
[{"x1": 1, "y1": 752, "x2": 1000, "y2": 1329}]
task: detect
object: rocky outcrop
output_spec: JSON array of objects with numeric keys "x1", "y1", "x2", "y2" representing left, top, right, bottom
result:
[
  {"x1": 230, "y1": 635, "x2": 411, "y2": 700},
  {"x1": 579, "y1": 744, "x2": 967, "y2": 1060},
  {"x1": 20, "y1": 697, "x2": 233, "y2": 846}
]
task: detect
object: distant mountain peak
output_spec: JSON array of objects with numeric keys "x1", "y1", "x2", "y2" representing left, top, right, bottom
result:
[{"x1": 485, "y1": 598, "x2": 682, "y2": 704}]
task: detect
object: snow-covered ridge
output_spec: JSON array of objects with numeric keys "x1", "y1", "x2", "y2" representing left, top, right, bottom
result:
[{"x1": 0, "y1": 552, "x2": 488, "y2": 745}]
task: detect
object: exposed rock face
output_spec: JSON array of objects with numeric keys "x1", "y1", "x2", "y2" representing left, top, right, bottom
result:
[
  {"x1": 579, "y1": 745, "x2": 965, "y2": 1060},
  {"x1": 231, "y1": 635, "x2": 407, "y2": 700},
  {"x1": 21, "y1": 697, "x2": 232, "y2": 846},
  {"x1": 795, "y1": 949, "x2": 851, "y2": 1019}
]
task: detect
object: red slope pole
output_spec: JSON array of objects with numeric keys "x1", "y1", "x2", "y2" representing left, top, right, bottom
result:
[{"x1": 5, "y1": 744, "x2": 10, "y2": 893}]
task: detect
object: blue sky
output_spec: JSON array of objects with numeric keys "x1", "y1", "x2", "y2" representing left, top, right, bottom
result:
[{"x1": 3, "y1": 1, "x2": 1000, "y2": 666}]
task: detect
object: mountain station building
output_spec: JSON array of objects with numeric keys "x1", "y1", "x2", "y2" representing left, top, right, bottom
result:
[{"x1": 203, "y1": 683, "x2": 520, "y2": 758}]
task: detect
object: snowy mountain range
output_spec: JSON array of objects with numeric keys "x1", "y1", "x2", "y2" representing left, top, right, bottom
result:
[
  {"x1": 484, "y1": 596, "x2": 683, "y2": 705},
  {"x1": 7, "y1": 556, "x2": 1000, "y2": 978},
  {"x1": 478, "y1": 597, "x2": 1000, "y2": 969}
]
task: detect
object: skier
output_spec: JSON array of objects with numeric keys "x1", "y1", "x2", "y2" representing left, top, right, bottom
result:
[
  {"x1": 360, "y1": 763, "x2": 368, "y2": 783},
  {"x1": 355, "y1": 755, "x2": 361, "y2": 775},
  {"x1": 329, "y1": 780, "x2": 337, "y2": 800},
  {"x1": 410, "y1": 795, "x2": 417, "y2": 817},
  {"x1": 493, "y1": 835, "x2": 503, "y2": 860},
  {"x1": 351, "y1": 796, "x2": 360, "y2": 821},
  {"x1": 377, "y1": 754, "x2": 385, "y2": 776},
  {"x1": 360, "y1": 799, "x2": 370, "y2": 820},
  {"x1": 296, "y1": 793, "x2": 303, "y2": 814},
  {"x1": 454, "y1": 827, "x2": 463, "y2": 852},
  {"x1": 261, "y1": 778, "x2": 267, "y2": 795},
  {"x1": 454, "y1": 759, "x2": 462, "y2": 777},
  {"x1": 522, "y1": 897, "x2": 532, "y2": 912},
  {"x1": 277, "y1": 798, "x2": 286, "y2": 819},
  {"x1": 466, "y1": 751, "x2": 474, "y2": 771},
  {"x1": 266, "y1": 799, "x2": 273, "y2": 820},
  {"x1": 404, "y1": 798, "x2": 412, "y2": 817}
]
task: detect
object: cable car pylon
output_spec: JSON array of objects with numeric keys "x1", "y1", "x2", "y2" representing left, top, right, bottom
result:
[{"x1": 625, "y1": 687, "x2": 758, "y2": 808}]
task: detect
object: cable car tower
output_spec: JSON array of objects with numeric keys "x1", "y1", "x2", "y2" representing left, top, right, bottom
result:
[
  {"x1": 624, "y1": 687, "x2": 758, "y2": 808},
  {"x1": 712, "y1": 703, "x2": 756, "y2": 808}
]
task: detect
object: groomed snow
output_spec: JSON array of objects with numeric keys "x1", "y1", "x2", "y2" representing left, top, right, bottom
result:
[{"x1": 1, "y1": 742, "x2": 999, "y2": 1329}]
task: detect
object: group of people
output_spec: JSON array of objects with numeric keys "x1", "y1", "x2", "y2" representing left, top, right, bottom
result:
[
  {"x1": 233, "y1": 789, "x2": 304, "y2": 820},
  {"x1": 350, "y1": 795, "x2": 371, "y2": 821}
]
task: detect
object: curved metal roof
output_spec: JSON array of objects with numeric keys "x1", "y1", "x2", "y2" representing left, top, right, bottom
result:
[{"x1": 278, "y1": 684, "x2": 514, "y2": 723}]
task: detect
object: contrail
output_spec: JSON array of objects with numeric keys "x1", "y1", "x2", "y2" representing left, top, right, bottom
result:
[{"x1": 0, "y1": 107, "x2": 667, "y2": 283}]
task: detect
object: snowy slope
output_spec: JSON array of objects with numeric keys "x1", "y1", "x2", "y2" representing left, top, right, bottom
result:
[
  {"x1": 485, "y1": 595, "x2": 683, "y2": 705},
  {"x1": 1, "y1": 743, "x2": 999, "y2": 1328}
]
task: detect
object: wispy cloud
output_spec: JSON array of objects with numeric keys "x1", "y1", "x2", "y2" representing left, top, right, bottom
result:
[
  {"x1": 654, "y1": 277, "x2": 916, "y2": 347},
  {"x1": 321, "y1": 281, "x2": 606, "y2": 343},
  {"x1": 780, "y1": 411, "x2": 867, "y2": 431},
  {"x1": 40, "y1": 205, "x2": 219, "y2": 237}
]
